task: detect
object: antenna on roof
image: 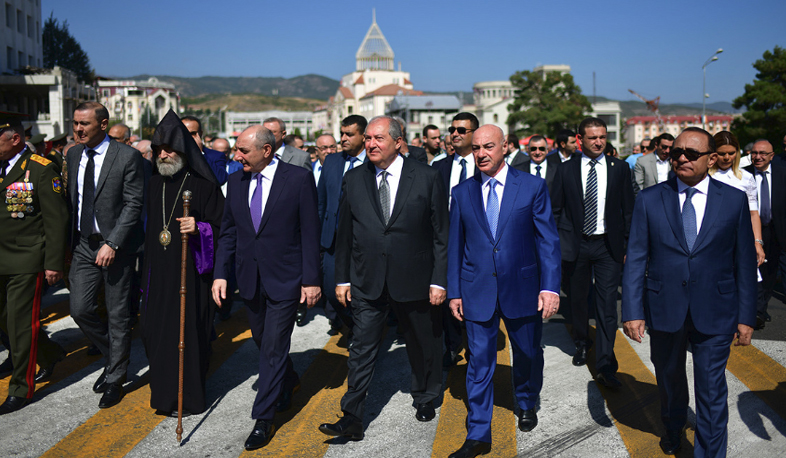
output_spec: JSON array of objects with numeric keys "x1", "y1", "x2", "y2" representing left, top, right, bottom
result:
[{"x1": 372, "y1": 8, "x2": 376, "y2": 24}]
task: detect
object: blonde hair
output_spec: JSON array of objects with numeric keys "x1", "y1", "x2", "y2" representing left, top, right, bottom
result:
[{"x1": 709, "y1": 131, "x2": 741, "y2": 180}]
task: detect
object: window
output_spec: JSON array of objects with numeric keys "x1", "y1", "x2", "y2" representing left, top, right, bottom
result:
[
  {"x1": 128, "y1": 113, "x2": 133, "y2": 121},
  {"x1": 127, "y1": 101, "x2": 132, "y2": 109},
  {"x1": 18, "y1": 51, "x2": 23, "y2": 67},
  {"x1": 102, "y1": 89, "x2": 109, "y2": 97},
  {"x1": 26, "y1": 15, "x2": 31, "y2": 38},
  {"x1": 5, "y1": 3, "x2": 11, "y2": 28},
  {"x1": 16, "y1": 9, "x2": 23, "y2": 33},
  {"x1": 6, "y1": 47, "x2": 13, "y2": 69},
  {"x1": 607, "y1": 132, "x2": 617, "y2": 142},
  {"x1": 348, "y1": 106, "x2": 353, "y2": 114},
  {"x1": 598, "y1": 114, "x2": 616, "y2": 126},
  {"x1": 28, "y1": 54, "x2": 32, "y2": 67},
  {"x1": 428, "y1": 115, "x2": 433, "y2": 123},
  {"x1": 36, "y1": 21, "x2": 38, "y2": 43},
  {"x1": 493, "y1": 114, "x2": 499, "y2": 123}
]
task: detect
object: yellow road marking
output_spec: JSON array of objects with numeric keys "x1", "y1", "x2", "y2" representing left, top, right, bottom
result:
[
  {"x1": 242, "y1": 332, "x2": 350, "y2": 457},
  {"x1": 727, "y1": 342, "x2": 786, "y2": 420},
  {"x1": 40, "y1": 308, "x2": 252, "y2": 457},
  {"x1": 431, "y1": 321, "x2": 516, "y2": 458}
]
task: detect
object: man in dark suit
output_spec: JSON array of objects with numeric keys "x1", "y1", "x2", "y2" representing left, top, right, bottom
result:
[
  {"x1": 317, "y1": 115, "x2": 367, "y2": 334},
  {"x1": 67, "y1": 102, "x2": 145, "y2": 409},
  {"x1": 623, "y1": 127, "x2": 757, "y2": 456},
  {"x1": 319, "y1": 115, "x2": 449, "y2": 441},
  {"x1": 182, "y1": 116, "x2": 228, "y2": 185},
  {"x1": 392, "y1": 116, "x2": 428, "y2": 163},
  {"x1": 446, "y1": 125, "x2": 561, "y2": 458},
  {"x1": 431, "y1": 111, "x2": 479, "y2": 367},
  {"x1": 551, "y1": 117, "x2": 634, "y2": 388},
  {"x1": 744, "y1": 139, "x2": 784, "y2": 328},
  {"x1": 504, "y1": 133, "x2": 528, "y2": 169},
  {"x1": 514, "y1": 135, "x2": 561, "y2": 196},
  {"x1": 213, "y1": 125, "x2": 321, "y2": 451},
  {"x1": 0, "y1": 114, "x2": 68, "y2": 414},
  {"x1": 262, "y1": 117, "x2": 311, "y2": 170},
  {"x1": 550, "y1": 129, "x2": 578, "y2": 162}
]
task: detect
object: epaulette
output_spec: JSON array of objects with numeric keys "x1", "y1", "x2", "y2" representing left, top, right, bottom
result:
[{"x1": 29, "y1": 154, "x2": 52, "y2": 166}]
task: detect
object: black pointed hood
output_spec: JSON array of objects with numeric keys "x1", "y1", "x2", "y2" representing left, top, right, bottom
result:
[{"x1": 151, "y1": 109, "x2": 218, "y2": 186}]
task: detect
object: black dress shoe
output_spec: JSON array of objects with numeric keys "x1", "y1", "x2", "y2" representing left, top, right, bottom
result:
[
  {"x1": 0, "y1": 357, "x2": 13, "y2": 378},
  {"x1": 318, "y1": 414, "x2": 364, "y2": 440},
  {"x1": 572, "y1": 345, "x2": 588, "y2": 366},
  {"x1": 98, "y1": 383, "x2": 124, "y2": 409},
  {"x1": 296, "y1": 307, "x2": 307, "y2": 327},
  {"x1": 415, "y1": 401, "x2": 436, "y2": 422},
  {"x1": 92, "y1": 370, "x2": 108, "y2": 393},
  {"x1": 275, "y1": 382, "x2": 300, "y2": 412},
  {"x1": 448, "y1": 439, "x2": 491, "y2": 458},
  {"x1": 595, "y1": 372, "x2": 622, "y2": 389},
  {"x1": 169, "y1": 409, "x2": 192, "y2": 418},
  {"x1": 659, "y1": 427, "x2": 685, "y2": 454},
  {"x1": 518, "y1": 408, "x2": 538, "y2": 432},
  {"x1": 0, "y1": 396, "x2": 29, "y2": 415},
  {"x1": 244, "y1": 419, "x2": 276, "y2": 451},
  {"x1": 34, "y1": 346, "x2": 66, "y2": 383},
  {"x1": 755, "y1": 315, "x2": 766, "y2": 330}
]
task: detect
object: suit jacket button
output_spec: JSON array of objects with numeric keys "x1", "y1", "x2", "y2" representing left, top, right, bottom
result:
[
  {"x1": 494, "y1": 249, "x2": 499, "y2": 253},
  {"x1": 682, "y1": 281, "x2": 687, "y2": 286},
  {"x1": 492, "y1": 272, "x2": 497, "y2": 277}
]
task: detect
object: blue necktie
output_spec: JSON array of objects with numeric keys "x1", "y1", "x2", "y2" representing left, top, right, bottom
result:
[
  {"x1": 582, "y1": 160, "x2": 598, "y2": 235},
  {"x1": 683, "y1": 187, "x2": 697, "y2": 251},
  {"x1": 486, "y1": 178, "x2": 499, "y2": 240},
  {"x1": 760, "y1": 171, "x2": 771, "y2": 225},
  {"x1": 459, "y1": 158, "x2": 467, "y2": 182},
  {"x1": 347, "y1": 156, "x2": 358, "y2": 174},
  {"x1": 535, "y1": 164, "x2": 542, "y2": 178}
]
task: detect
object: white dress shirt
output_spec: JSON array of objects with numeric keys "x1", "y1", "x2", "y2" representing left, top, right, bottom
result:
[
  {"x1": 656, "y1": 157, "x2": 670, "y2": 183},
  {"x1": 248, "y1": 156, "x2": 279, "y2": 217},
  {"x1": 712, "y1": 168, "x2": 758, "y2": 211},
  {"x1": 312, "y1": 160, "x2": 322, "y2": 185},
  {"x1": 530, "y1": 159, "x2": 548, "y2": 179},
  {"x1": 677, "y1": 175, "x2": 710, "y2": 235},
  {"x1": 343, "y1": 150, "x2": 366, "y2": 175},
  {"x1": 449, "y1": 153, "x2": 476, "y2": 203},
  {"x1": 3, "y1": 147, "x2": 24, "y2": 173},
  {"x1": 581, "y1": 153, "x2": 608, "y2": 235},
  {"x1": 505, "y1": 149, "x2": 525, "y2": 165},
  {"x1": 274, "y1": 144, "x2": 285, "y2": 158},
  {"x1": 559, "y1": 151, "x2": 573, "y2": 162},
  {"x1": 77, "y1": 135, "x2": 111, "y2": 233}
]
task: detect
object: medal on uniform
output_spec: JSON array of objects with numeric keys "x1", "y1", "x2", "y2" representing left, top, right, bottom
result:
[{"x1": 160, "y1": 172, "x2": 190, "y2": 249}]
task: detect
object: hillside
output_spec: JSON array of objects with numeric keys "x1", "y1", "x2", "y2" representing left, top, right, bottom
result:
[{"x1": 181, "y1": 93, "x2": 324, "y2": 112}]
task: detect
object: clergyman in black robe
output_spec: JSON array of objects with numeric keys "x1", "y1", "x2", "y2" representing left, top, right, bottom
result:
[{"x1": 140, "y1": 109, "x2": 224, "y2": 416}]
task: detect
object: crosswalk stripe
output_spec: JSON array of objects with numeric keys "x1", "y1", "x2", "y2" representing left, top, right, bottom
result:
[
  {"x1": 431, "y1": 321, "x2": 516, "y2": 458},
  {"x1": 39, "y1": 307, "x2": 253, "y2": 457},
  {"x1": 726, "y1": 343, "x2": 786, "y2": 421},
  {"x1": 241, "y1": 332, "x2": 350, "y2": 457},
  {"x1": 585, "y1": 328, "x2": 696, "y2": 457},
  {"x1": 40, "y1": 299, "x2": 70, "y2": 326}
]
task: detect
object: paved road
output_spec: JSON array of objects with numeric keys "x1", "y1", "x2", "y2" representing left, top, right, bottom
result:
[{"x1": 1, "y1": 286, "x2": 785, "y2": 458}]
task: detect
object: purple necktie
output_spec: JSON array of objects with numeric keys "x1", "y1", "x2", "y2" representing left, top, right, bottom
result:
[{"x1": 250, "y1": 173, "x2": 263, "y2": 231}]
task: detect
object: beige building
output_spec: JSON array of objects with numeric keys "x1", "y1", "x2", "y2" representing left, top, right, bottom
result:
[
  {"x1": 97, "y1": 77, "x2": 180, "y2": 134},
  {"x1": 623, "y1": 115, "x2": 734, "y2": 151},
  {"x1": 386, "y1": 95, "x2": 462, "y2": 140},
  {"x1": 326, "y1": 11, "x2": 415, "y2": 138},
  {"x1": 1, "y1": 0, "x2": 41, "y2": 72},
  {"x1": 225, "y1": 110, "x2": 313, "y2": 141}
]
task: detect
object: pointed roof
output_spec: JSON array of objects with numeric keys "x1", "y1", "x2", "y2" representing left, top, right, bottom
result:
[{"x1": 356, "y1": 9, "x2": 394, "y2": 71}]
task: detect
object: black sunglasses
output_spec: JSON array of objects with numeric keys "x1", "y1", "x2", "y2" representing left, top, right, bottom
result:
[
  {"x1": 448, "y1": 126, "x2": 474, "y2": 135},
  {"x1": 529, "y1": 146, "x2": 547, "y2": 152},
  {"x1": 669, "y1": 148, "x2": 714, "y2": 161}
]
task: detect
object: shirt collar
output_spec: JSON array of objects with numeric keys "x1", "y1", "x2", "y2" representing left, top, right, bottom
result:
[
  {"x1": 349, "y1": 150, "x2": 366, "y2": 163},
  {"x1": 86, "y1": 134, "x2": 110, "y2": 155},
  {"x1": 253, "y1": 155, "x2": 278, "y2": 181},
  {"x1": 453, "y1": 153, "x2": 472, "y2": 164},
  {"x1": 274, "y1": 144, "x2": 285, "y2": 157},
  {"x1": 481, "y1": 163, "x2": 508, "y2": 187},
  {"x1": 677, "y1": 174, "x2": 710, "y2": 195},
  {"x1": 581, "y1": 152, "x2": 605, "y2": 166},
  {"x1": 375, "y1": 153, "x2": 404, "y2": 177}
]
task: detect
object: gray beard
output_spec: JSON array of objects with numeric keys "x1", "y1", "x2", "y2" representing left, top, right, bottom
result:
[{"x1": 157, "y1": 154, "x2": 185, "y2": 177}]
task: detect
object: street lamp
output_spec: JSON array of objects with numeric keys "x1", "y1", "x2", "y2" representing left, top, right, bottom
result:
[{"x1": 702, "y1": 48, "x2": 723, "y2": 130}]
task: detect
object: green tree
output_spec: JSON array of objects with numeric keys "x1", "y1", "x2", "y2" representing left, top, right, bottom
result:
[
  {"x1": 732, "y1": 46, "x2": 786, "y2": 150},
  {"x1": 507, "y1": 70, "x2": 592, "y2": 138},
  {"x1": 42, "y1": 13, "x2": 94, "y2": 83}
]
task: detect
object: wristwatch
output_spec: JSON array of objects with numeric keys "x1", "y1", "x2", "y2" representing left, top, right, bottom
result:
[
  {"x1": 755, "y1": 239, "x2": 764, "y2": 246},
  {"x1": 105, "y1": 240, "x2": 119, "y2": 251}
]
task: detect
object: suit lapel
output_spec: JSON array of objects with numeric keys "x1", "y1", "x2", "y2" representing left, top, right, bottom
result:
[
  {"x1": 257, "y1": 164, "x2": 288, "y2": 233},
  {"x1": 95, "y1": 141, "x2": 117, "y2": 197},
  {"x1": 240, "y1": 172, "x2": 254, "y2": 229},
  {"x1": 495, "y1": 168, "x2": 519, "y2": 243},
  {"x1": 468, "y1": 175, "x2": 494, "y2": 242},
  {"x1": 693, "y1": 179, "x2": 723, "y2": 251},
  {"x1": 387, "y1": 159, "x2": 414, "y2": 227},
  {"x1": 661, "y1": 179, "x2": 690, "y2": 253},
  {"x1": 362, "y1": 161, "x2": 385, "y2": 225}
]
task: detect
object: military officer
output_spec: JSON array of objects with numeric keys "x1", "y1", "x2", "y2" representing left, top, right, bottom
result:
[{"x1": 0, "y1": 113, "x2": 68, "y2": 415}]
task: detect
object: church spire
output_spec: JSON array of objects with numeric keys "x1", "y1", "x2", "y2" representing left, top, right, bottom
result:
[{"x1": 356, "y1": 9, "x2": 394, "y2": 71}]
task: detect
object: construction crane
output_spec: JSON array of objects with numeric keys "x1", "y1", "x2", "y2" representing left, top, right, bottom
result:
[{"x1": 628, "y1": 89, "x2": 665, "y2": 130}]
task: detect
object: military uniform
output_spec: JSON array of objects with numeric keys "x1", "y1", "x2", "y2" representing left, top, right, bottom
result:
[{"x1": 0, "y1": 146, "x2": 68, "y2": 401}]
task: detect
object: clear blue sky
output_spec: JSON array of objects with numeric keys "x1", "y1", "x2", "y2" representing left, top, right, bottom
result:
[{"x1": 43, "y1": 0, "x2": 785, "y2": 105}]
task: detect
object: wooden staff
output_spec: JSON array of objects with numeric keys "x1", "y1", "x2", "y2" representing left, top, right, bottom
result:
[{"x1": 176, "y1": 190, "x2": 192, "y2": 442}]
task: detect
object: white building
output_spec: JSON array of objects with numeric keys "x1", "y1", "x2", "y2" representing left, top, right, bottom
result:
[
  {"x1": 0, "y1": 66, "x2": 95, "y2": 138},
  {"x1": 623, "y1": 115, "x2": 734, "y2": 151},
  {"x1": 225, "y1": 110, "x2": 313, "y2": 141},
  {"x1": 326, "y1": 11, "x2": 415, "y2": 138},
  {"x1": 1, "y1": 0, "x2": 42, "y2": 72},
  {"x1": 97, "y1": 77, "x2": 180, "y2": 133},
  {"x1": 386, "y1": 95, "x2": 461, "y2": 139},
  {"x1": 589, "y1": 101, "x2": 623, "y2": 145}
]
